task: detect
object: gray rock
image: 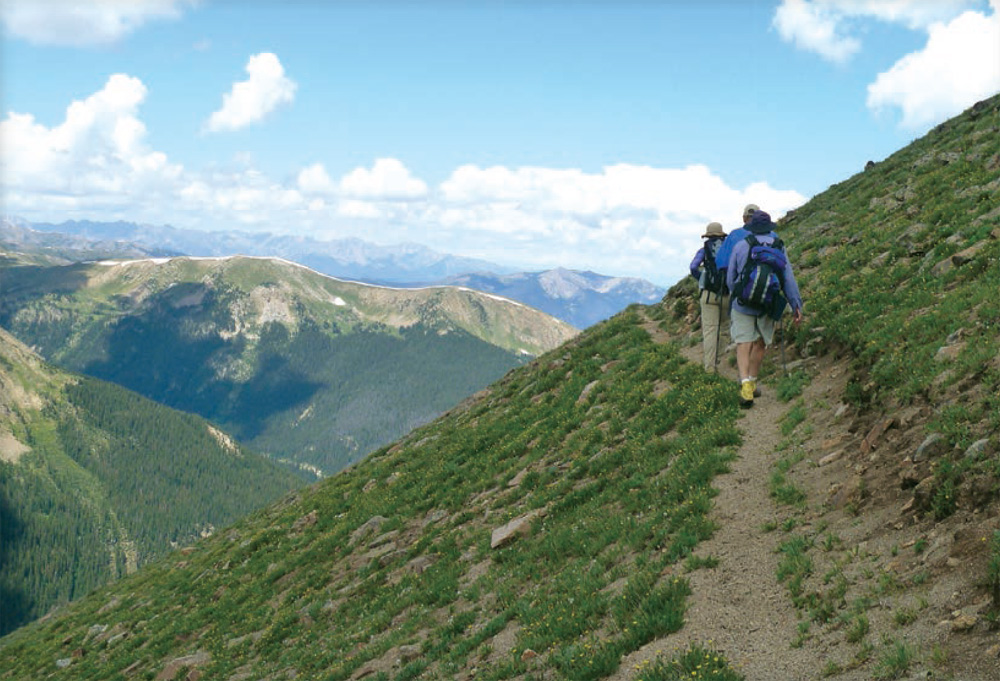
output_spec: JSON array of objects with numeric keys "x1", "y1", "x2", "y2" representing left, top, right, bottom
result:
[
  {"x1": 913, "y1": 433, "x2": 949, "y2": 462},
  {"x1": 964, "y1": 438, "x2": 990, "y2": 460},
  {"x1": 491, "y1": 510, "x2": 542, "y2": 549},
  {"x1": 351, "y1": 515, "x2": 388, "y2": 544}
]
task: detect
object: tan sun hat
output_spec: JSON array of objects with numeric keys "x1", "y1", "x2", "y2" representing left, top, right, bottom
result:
[
  {"x1": 702, "y1": 221, "x2": 726, "y2": 238},
  {"x1": 742, "y1": 203, "x2": 760, "y2": 220}
]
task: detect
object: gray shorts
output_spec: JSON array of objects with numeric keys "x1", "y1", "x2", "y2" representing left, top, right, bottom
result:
[{"x1": 731, "y1": 309, "x2": 775, "y2": 345}]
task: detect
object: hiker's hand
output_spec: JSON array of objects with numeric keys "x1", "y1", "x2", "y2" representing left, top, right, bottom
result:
[{"x1": 793, "y1": 308, "x2": 803, "y2": 324}]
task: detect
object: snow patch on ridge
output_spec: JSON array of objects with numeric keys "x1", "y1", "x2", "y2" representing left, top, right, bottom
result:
[{"x1": 94, "y1": 255, "x2": 529, "y2": 310}]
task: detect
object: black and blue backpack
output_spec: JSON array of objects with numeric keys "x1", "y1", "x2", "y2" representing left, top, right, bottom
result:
[
  {"x1": 736, "y1": 234, "x2": 787, "y2": 318},
  {"x1": 702, "y1": 238, "x2": 727, "y2": 296}
]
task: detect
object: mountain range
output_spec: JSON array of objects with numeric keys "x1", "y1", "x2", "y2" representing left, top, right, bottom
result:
[{"x1": 3, "y1": 218, "x2": 666, "y2": 329}]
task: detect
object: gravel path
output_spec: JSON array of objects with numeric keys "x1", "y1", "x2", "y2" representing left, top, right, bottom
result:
[{"x1": 615, "y1": 317, "x2": 865, "y2": 680}]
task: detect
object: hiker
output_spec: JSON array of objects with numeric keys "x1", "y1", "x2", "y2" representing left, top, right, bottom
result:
[
  {"x1": 688, "y1": 221, "x2": 730, "y2": 372},
  {"x1": 725, "y1": 209, "x2": 803, "y2": 408},
  {"x1": 713, "y1": 203, "x2": 760, "y2": 393},
  {"x1": 713, "y1": 202, "x2": 758, "y2": 279}
]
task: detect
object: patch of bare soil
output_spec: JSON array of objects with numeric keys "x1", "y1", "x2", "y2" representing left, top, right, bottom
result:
[
  {"x1": 0, "y1": 429, "x2": 31, "y2": 464},
  {"x1": 628, "y1": 313, "x2": 1000, "y2": 680}
]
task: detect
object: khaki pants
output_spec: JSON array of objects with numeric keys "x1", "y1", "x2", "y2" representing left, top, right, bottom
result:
[{"x1": 699, "y1": 290, "x2": 729, "y2": 371}]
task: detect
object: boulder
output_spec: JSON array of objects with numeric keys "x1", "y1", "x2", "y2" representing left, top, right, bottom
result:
[
  {"x1": 491, "y1": 510, "x2": 543, "y2": 549},
  {"x1": 351, "y1": 516, "x2": 388, "y2": 544},
  {"x1": 914, "y1": 433, "x2": 949, "y2": 463}
]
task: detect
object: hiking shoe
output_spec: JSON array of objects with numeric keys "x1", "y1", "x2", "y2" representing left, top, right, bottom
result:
[{"x1": 739, "y1": 380, "x2": 755, "y2": 408}]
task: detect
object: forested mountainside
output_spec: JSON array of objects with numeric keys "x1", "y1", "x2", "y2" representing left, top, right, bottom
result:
[
  {"x1": 0, "y1": 328, "x2": 304, "y2": 636},
  {"x1": 0, "y1": 256, "x2": 577, "y2": 474},
  {"x1": 1, "y1": 95, "x2": 997, "y2": 681}
]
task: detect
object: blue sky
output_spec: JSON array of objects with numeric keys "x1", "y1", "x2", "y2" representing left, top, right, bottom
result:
[{"x1": 2, "y1": 1, "x2": 998, "y2": 285}]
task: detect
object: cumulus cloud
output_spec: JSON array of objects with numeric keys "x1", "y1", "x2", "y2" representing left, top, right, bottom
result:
[
  {"x1": 773, "y1": 1, "x2": 999, "y2": 129},
  {"x1": 1, "y1": 0, "x2": 195, "y2": 47},
  {"x1": 1, "y1": 78, "x2": 805, "y2": 284},
  {"x1": 773, "y1": 0, "x2": 978, "y2": 62},
  {"x1": 424, "y1": 163, "x2": 806, "y2": 282},
  {"x1": 773, "y1": 0, "x2": 862, "y2": 63},
  {"x1": 339, "y1": 158, "x2": 429, "y2": 200},
  {"x1": 0, "y1": 73, "x2": 183, "y2": 209},
  {"x1": 205, "y1": 53, "x2": 297, "y2": 133},
  {"x1": 297, "y1": 163, "x2": 337, "y2": 195},
  {"x1": 868, "y1": 1, "x2": 1000, "y2": 128}
]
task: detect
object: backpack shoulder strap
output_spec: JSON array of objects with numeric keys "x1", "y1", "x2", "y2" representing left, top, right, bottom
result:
[{"x1": 744, "y1": 234, "x2": 760, "y2": 248}]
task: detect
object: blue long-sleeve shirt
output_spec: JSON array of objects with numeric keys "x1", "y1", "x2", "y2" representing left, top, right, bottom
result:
[
  {"x1": 715, "y1": 226, "x2": 749, "y2": 272},
  {"x1": 726, "y1": 232, "x2": 803, "y2": 317}
]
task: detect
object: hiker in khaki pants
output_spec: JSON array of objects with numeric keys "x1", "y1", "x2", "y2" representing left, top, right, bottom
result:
[{"x1": 689, "y1": 221, "x2": 730, "y2": 372}]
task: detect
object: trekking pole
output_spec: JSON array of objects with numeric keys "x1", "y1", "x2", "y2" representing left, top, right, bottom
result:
[{"x1": 779, "y1": 317, "x2": 788, "y2": 376}]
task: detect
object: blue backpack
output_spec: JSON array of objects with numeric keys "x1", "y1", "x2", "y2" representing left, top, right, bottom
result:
[{"x1": 736, "y1": 234, "x2": 787, "y2": 316}]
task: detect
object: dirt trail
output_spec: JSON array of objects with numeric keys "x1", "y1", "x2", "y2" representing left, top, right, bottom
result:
[{"x1": 617, "y1": 316, "x2": 868, "y2": 681}]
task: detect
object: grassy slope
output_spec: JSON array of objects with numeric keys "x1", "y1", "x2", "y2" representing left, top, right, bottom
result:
[{"x1": 0, "y1": 310, "x2": 746, "y2": 680}]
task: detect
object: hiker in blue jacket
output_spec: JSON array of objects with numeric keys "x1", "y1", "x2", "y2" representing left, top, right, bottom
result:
[
  {"x1": 688, "y1": 221, "x2": 729, "y2": 372},
  {"x1": 714, "y1": 203, "x2": 759, "y2": 277},
  {"x1": 726, "y1": 209, "x2": 803, "y2": 408}
]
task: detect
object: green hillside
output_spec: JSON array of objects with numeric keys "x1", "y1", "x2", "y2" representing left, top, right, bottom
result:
[
  {"x1": 0, "y1": 95, "x2": 997, "y2": 680},
  {"x1": 0, "y1": 329, "x2": 305, "y2": 636},
  {"x1": 0, "y1": 256, "x2": 577, "y2": 474}
]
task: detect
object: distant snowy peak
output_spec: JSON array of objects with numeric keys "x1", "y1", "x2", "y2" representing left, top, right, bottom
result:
[
  {"x1": 444, "y1": 268, "x2": 665, "y2": 329},
  {"x1": 537, "y1": 268, "x2": 660, "y2": 300}
]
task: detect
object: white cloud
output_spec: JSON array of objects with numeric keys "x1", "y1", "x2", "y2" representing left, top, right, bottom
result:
[
  {"x1": 422, "y1": 163, "x2": 807, "y2": 282},
  {"x1": 773, "y1": 1, "x2": 999, "y2": 129},
  {"x1": 0, "y1": 74, "x2": 183, "y2": 203},
  {"x1": 773, "y1": 0, "x2": 978, "y2": 62},
  {"x1": 339, "y1": 158, "x2": 429, "y2": 200},
  {"x1": 337, "y1": 200, "x2": 383, "y2": 219},
  {"x1": 773, "y1": 0, "x2": 861, "y2": 63},
  {"x1": 297, "y1": 163, "x2": 337, "y2": 194},
  {"x1": 1, "y1": 0, "x2": 195, "y2": 47},
  {"x1": 1, "y1": 78, "x2": 806, "y2": 285},
  {"x1": 823, "y1": 0, "x2": 978, "y2": 29},
  {"x1": 205, "y1": 53, "x2": 297, "y2": 133},
  {"x1": 868, "y1": 2, "x2": 1000, "y2": 127}
]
